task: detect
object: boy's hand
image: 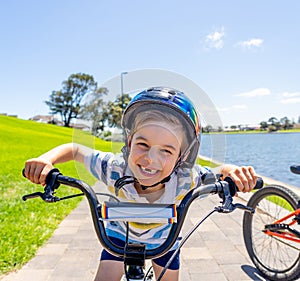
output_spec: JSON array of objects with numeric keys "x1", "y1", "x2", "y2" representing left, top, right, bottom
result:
[
  {"x1": 23, "y1": 158, "x2": 54, "y2": 186},
  {"x1": 221, "y1": 165, "x2": 257, "y2": 193}
]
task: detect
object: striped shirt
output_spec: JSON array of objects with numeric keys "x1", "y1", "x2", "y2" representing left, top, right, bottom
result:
[{"x1": 84, "y1": 150, "x2": 211, "y2": 249}]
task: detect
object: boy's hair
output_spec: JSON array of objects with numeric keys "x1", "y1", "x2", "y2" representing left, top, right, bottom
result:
[{"x1": 129, "y1": 109, "x2": 189, "y2": 154}]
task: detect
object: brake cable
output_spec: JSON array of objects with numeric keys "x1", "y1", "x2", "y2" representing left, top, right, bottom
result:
[{"x1": 157, "y1": 208, "x2": 217, "y2": 281}]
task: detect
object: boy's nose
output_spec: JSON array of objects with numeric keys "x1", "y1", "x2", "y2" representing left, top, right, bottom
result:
[
  {"x1": 144, "y1": 147, "x2": 157, "y2": 163},
  {"x1": 144, "y1": 146, "x2": 164, "y2": 166}
]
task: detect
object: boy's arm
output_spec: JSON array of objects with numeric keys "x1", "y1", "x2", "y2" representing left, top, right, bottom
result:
[
  {"x1": 38, "y1": 143, "x2": 93, "y2": 164},
  {"x1": 24, "y1": 143, "x2": 93, "y2": 185}
]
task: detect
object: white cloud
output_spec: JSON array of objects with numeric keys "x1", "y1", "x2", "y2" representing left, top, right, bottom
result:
[
  {"x1": 234, "y1": 88, "x2": 271, "y2": 98},
  {"x1": 282, "y1": 92, "x2": 300, "y2": 98},
  {"x1": 217, "y1": 104, "x2": 248, "y2": 113},
  {"x1": 280, "y1": 92, "x2": 300, "y2": 104},
  {"x1": 204, "y1": 27, "x2": 225, "y2": 50},
  {"x1": 236, "y1": 38, "x2": 263, "y2": 48},
  {"x1": 281, "y1": 98, "x2": 300, "y2": 104},
  {"x1": 233, "y1": 104, "x2": 247, "y2": 110}
]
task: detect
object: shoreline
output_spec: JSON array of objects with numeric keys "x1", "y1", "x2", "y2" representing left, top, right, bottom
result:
[
  {"x1": 203, "y1": 130, "x2": 300, "y2": 135},
  {"x1": 199, "y1": 155, "x2": 300, "y2": 196}
]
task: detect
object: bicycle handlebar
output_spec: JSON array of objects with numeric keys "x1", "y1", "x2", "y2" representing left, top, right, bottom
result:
[{"x1": 22, "y1": 169, "x2": 263, "y2": 259}]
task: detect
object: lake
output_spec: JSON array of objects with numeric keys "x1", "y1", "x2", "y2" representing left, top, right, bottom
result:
[{"x1": 200, "y1": 132, "x2": 300, "y2": 188}]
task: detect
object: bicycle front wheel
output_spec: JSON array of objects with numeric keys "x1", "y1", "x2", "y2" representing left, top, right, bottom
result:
[{"x1": 243, "y1": 185, "x2": 300, "y2": 281}]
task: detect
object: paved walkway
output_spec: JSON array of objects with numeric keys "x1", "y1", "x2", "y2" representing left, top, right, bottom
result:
[{"x1": 0, "y1": 188, "x2": 273, "y2": 281}]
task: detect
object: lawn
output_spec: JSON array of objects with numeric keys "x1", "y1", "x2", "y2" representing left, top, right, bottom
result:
[
  {"x1": 0, "y1": 116, "x2": 111, "y2": 275},
  {"x1": 0, "y1": 115, "x2": 214, "y2": 276}
]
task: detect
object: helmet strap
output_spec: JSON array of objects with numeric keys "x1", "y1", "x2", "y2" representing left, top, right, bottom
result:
[
  {"x1": 139, "y1": 175, "x2": 171, "y2": 190},
  {"x1": 114, "y1": 174, "x2": 172, "y2": 195},
  {"x1": 174, "y1": 138, "x2": 197, "y2": 169}
]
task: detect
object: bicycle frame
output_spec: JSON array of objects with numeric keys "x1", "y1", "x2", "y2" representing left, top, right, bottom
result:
[
  {"x1": 264, "y1": 208, "x2": 300, "y2": 243},
  {"x1": 262, "y1": 165, "x2": 300, "y2": 244}
]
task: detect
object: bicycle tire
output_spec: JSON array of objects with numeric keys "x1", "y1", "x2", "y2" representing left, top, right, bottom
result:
[{"x1": 243, "y1": 185, "x2": 300, "y2": 281}]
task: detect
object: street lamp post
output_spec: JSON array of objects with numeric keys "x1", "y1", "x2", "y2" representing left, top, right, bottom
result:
[{"x1": 121, "y1": 72, "x2": 128, "y2": 113}]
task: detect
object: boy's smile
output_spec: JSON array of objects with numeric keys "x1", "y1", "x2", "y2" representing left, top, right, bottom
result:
[
  {"x1": 139, "y1": 165, "x2": 159, "y2": 176},
  {"x1": 128, "y1": 122, "x2": 182, "y2": 190}
]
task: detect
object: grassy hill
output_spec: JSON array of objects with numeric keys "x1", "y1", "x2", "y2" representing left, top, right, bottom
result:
[
  {"x1": 0, "y1": 115, "x2": 112, "y2": 275},
  {"x1": 0, "y1": 115, "x2": 215, "y2": 276}
]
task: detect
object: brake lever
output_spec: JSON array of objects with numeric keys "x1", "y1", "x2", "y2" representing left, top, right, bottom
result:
[
  {"x1": 215, "y1": 196, "x2": 255, "y2": 214},
  {"x1": 215, "y1": 180, "x2": 235, "y2": 213},
  {"x1": 22, "y1": 192, "x2": 44, "y2": 201},
  {"x1": 22, "y1": 168, "x2": 62, "y2": 203},
  {"x1": 22, "y1": 190, "x2": 61, "y2": 202},
  {"x1": 215, "y1": 178, "x2": 255, "y2": 214},
  {"x1": 233, "y1": 203, "x2": 255, "y2": 213}
]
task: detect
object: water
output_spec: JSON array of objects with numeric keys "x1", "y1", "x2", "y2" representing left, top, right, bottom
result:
[{"x1": 200, "y1": 132, "x2": 300, "y2": 188}]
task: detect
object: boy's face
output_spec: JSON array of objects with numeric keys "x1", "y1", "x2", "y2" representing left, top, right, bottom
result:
[{"x1": 128, "y1": 122, "x2": 182, "y2": 188}]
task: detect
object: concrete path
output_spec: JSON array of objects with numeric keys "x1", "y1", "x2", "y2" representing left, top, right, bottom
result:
[{"x1": 0, "y1": 189, "x2": 272, "y2": 281}]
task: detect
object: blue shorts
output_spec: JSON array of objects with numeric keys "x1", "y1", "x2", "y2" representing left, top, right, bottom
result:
[{"x1": 100, "y1": 236, "x2": 180, "y2": 270}]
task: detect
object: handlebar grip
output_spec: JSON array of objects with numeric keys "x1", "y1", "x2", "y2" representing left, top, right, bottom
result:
[
  {"x1": 45, "y1": 168, "x2": 61, "y2": 187},
  {"x1": 290, "y1": 165, "x2": 300, "y2": 175},
  {"x1": 224, "y1": 176, "x2": 264, "y2": 197},
  {"x1": 254, "y1": 177, "x2": 264, "y2": 189},
  {"x1": 22, "y1": 168, "x2": 61, "y2": 188}
]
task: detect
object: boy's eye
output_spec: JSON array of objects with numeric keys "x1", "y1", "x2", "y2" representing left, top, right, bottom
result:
[
  {"x1": 161, "y1": 149, "x2": 172, "y2": 155},
  {"x1": 137, "y1": 142, "x2": 149, "y2": 148}
]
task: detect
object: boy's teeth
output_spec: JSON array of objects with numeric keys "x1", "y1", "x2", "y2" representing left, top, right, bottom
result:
[{"x1": 141, "y1": 166, "x2": 157, "y2": 175}]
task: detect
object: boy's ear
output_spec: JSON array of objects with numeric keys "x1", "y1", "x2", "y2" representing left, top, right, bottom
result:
[{"x1": 127, "y1": 135, "x2": 132, "y2": 148}]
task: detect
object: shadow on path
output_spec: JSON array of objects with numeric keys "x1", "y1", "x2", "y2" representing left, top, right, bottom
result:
[{"x1": 241, "y1": 265, "x2": 269, "y2": 281}]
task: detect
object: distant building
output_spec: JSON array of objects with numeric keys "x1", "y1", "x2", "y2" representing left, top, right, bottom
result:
[
  {"x1": 70, "y1": 122, "x2": 91, "y2": 131},
  {"x1": 29, "y1": 115, "x2": 59, "y2": 124},
  {"x1": 223, "y1": 124, "x2": 261, "y2": 132},
  {"x1": 0, "y1": 113, "x2": 18, "y2": 118},
  {"x1": 29, "y1": 115, "x2": 91, "y2": 131},
  {"x1": 240, "y1": 124, "x2": 261, "y2": 131},
  {"x1": 294, "y1": 123, "x2": 300, "y2": 129}
]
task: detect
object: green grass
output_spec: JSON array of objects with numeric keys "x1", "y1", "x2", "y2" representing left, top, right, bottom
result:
[
  {"x1": 266, "y1": 195, "x2": 295, "y2": 212},
  {"x1": 196, "y1": 157, "x2": 219, "y2": 168},
  {"x1": 0, "y1": 115, "x2": 111, "y2": 275},
  {"x1": 0, "y1": 115, "x2": 221, "y2": 276}
]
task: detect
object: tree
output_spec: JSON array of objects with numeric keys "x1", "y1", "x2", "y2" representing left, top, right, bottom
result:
[
  {"x1": 202, "y1": 125, "x2": 213, "y2": 133},
  {"x1": 260, "y1": 121, "x2": 268, "y2": 130},
  {"x1": 79, "y1": 87, "x2": 108, "y2": 135},
  {"x1": 280, "y1": 116, "x2": 293, "y2": 130},
  {"x1": 46, "y1": 73, "x2": 97, "y2": 127},
  {"x1": 268, "y1": 117, "x2": 281, "y2": 131},
  {"x1": 104, "y1": 94, "x2": 132, "y2": 128}
]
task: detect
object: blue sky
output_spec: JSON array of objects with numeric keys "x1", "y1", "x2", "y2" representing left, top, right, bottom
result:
[{"x1": 1, "y1": 0, "x2": 299, "y2": 126}]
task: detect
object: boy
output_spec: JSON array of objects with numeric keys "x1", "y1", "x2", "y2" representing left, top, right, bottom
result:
[{"x1": 24, "y1": 87, "x2": 257, "y2": 281}]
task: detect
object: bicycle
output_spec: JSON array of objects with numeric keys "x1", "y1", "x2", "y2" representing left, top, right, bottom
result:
[
  {"x1": 22, "y1": 169, "x2": 263, "y2": 281},
  {"x1": 243, "y1": 165, "x2": 300, "y2": 281}
]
